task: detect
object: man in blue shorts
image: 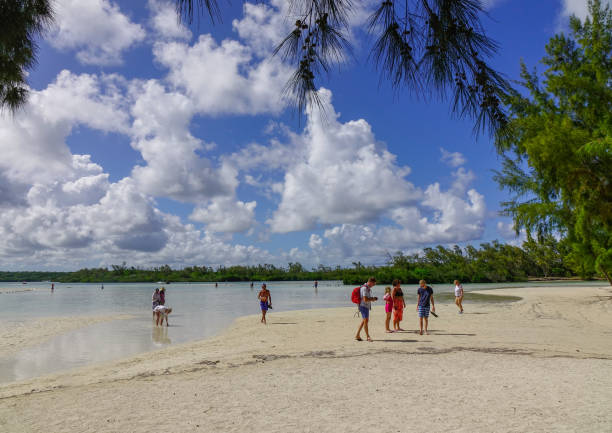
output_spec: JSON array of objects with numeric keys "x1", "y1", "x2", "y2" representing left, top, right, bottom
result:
[
  {"x1": 355, "y1": 277, "x2": 378, "y2": 342},
  {"x1": 416, "y1": 279, "x2": 435, "y2": 335}
]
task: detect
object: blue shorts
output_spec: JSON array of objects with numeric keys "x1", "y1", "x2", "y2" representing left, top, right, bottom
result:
[
  {"x1": 260, "y1": 301, "x2": 268, "y2": 311},
  {"x1": 358, "y1": 305, "x2": 370, "y2": 319},
  {"x1": 418, "y1": 305, "x2": 430, "y2": 318}
]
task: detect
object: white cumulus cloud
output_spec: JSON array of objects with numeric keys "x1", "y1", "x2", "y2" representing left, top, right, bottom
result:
[
  {"x1": 190, "y1": 197, "x2": 257, "y2": 233},
  {"x1": 497, "y1": 221, "x2": 517, "y2": 239},
  {"x1": 2, "y1": 1, "x2": 506, "y2": 268},
  {"x1": 0, "y1": 70, "x2": 128, "y2": 190},
  {"x1": 440, "y1": 147, "x2": 467, "y2": 167},
  {"x1": 267, "y1": 88, "x2": 420, "y2": 233},
  {"x1": 128, "y1": 80, "x2": 238, "y2": 203},
  {"x1": 153, "y1": 34, "x2": 291, "y2": 115},
  {"x1": 559, "y1": 0, "x2": 611, "y2": 21},
  {"x1": 0, "y1": 68, "x2": 270, "y2": 266},
  {"x1": 304, "y1": 167, "x2": 487, "y2": 264},
  {"x1": 232, "y1": 0, "x2": 291, "y2": 57},
  {"x1": 149, "y1": 0, "x2": 192, "y2": 40},
  {"x1": 496, "y1": 220, "x2": 527, "y2": 246},
  {"x1": 49, "y1": 0, "x2": 146, "y2": 65}
]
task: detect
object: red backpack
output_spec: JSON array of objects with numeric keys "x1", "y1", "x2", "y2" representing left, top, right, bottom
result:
[{"x1": 350, "y1": 286, "x2": 362, "y2": 304}]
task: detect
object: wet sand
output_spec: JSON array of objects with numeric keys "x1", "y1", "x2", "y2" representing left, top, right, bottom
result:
[{"x1": 1, "y1": 285, "x2": 611, "y2": 432}]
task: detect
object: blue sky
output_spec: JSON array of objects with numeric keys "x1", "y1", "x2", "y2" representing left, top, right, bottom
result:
[{"x1": 0, "y1": 0, "x2": 603, "y2": 270}]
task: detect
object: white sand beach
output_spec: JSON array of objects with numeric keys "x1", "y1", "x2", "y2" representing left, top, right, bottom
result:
[{"x1": 1, "y1": 285, "x2": 611, "y2": 432}]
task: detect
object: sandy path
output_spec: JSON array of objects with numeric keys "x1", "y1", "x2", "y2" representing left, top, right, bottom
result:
[{"x1": 0, "y1": 285, "x2": 611, "y2": 432}]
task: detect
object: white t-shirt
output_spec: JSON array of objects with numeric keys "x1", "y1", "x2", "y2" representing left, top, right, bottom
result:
[
  {"x1": 454, "y1": 284, "x2": 463, "y2": 297},
  {"x1": 153, "y1": 305, "x2": 170, "y2": 314},
  {"x1": 360, "y1": 285, "x2": 372, "y2": 309}
]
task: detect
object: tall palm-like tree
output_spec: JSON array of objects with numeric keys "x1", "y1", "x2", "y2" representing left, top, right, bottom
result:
[
  {"x1": 0, "y1": 0, "x2": 53, "y2": 111},
  {"x1": 176, "y1": 0, "x2": 508, "y2": 134}
]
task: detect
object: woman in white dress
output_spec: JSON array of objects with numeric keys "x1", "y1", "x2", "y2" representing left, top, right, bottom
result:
[{"x1": 454, "y1": 280, "x2": 464, "y2": 314}]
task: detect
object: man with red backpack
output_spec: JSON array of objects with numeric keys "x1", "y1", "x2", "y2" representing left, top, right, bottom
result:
[{"x1": 355, "y1": 277, "x2": 378, "y2": 342}]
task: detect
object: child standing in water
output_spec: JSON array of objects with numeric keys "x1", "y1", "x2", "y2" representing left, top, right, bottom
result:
[
  {"x1": 383, "y1": 287, "x2": 393, "y2": 333},
  {"x1": 454, "y1": 280, "x2": 464, "y2": 313}
]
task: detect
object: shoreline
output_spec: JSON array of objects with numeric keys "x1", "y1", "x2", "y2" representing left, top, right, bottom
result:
[
  {"x1": 1, "y1": 314, "x2": 136, "y2": 358},
  {"x1": 0, "y1": 289, "x2": 523, "y2": 387},
  {"x1": 1, "y1": 278, "x2": 606, "y2": 287},
  {"x1": 1, "y1": 284, "x2": 612, "y2": 432},
  {"x1": 2, "y1": 285, "x2": 611, "y2": 391}
]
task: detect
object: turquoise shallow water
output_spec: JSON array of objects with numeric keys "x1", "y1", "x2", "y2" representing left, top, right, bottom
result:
[{"x1": 0, "y1": 280, "x2": 603, "y2": 383}]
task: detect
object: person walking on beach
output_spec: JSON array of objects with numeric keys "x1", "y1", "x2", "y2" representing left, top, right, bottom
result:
[
  {"x1": 416, "y1": 280, "x2": 435, "y2": 335},
  {"x1": 355, "y1": 277, "x2": 377, "y2": 342},
  {"x1": 383, "y1": 287, "x2": 393, "y2": 333},
  {"x1": 152, "y1": 288, "x2": 161, "y2": 317},
  {"x1": 454, "y1": 280, "x2": 464, "y2": 313},
  {"x1": 392, "y1": 279, "x2": 406, "y2": 331},
  {"x1": 159, "y1": 287, "x2": 166, "y2": 305},
  {"x1": 314, "y1": 280, "x2": 318, "y2": 289},
  {"x1": 51, "y1": 283, "x2": 54, "y2": 292},
  {"x1": 258, "y1": 283, "x2": 272, "y2": 324}
]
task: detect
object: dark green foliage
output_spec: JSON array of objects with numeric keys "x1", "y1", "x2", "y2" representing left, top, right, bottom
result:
[
  {"x1": 176, "y1": 0, "x2": 508, "y2": 134},
  {"x1": 176, "y1": 0, "x2": 220, "y2": 24},
  {"x1": 0, "y1": 0, "x2": 53, "y2": 111},
  {"x1": 0, "y1": 238, "x2": 579, "y2": 284},
  {"x1": 495, "y1": 0, "x2": 612, "y2": 285}
]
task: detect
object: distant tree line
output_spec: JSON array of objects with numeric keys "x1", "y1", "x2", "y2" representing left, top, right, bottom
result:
[{"x1": 0, "y1": 237, "x2": 601, "y2": 285}]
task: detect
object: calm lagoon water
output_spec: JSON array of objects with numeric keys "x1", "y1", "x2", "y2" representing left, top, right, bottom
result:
[{"x1": 0, "y1": 280, "x2": 603, "y2": 383}]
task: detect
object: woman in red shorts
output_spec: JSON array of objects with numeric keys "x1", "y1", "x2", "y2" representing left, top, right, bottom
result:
[{"x1": 392, "y1": 279, "x2": 406, "y2": 331}]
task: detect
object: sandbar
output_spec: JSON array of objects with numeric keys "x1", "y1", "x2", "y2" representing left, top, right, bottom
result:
[
  {"x1": 0, "y1": 284, "x2": 611, "y2": 432},
  {"x1": 0, "y1": 287, "x2": 39, "y2": 294},
  {"x1": 1, "y1": 314, "x2": 135, "y2": 357}
]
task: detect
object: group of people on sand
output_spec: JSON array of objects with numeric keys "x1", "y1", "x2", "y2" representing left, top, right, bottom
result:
[
  {"x1": 147, "y1": 278, "x2": 461, "y2": 332},
  {"x1": 152, "y1": 287, "x2": 171, "y2": 326},
  {"x1": 355, "y1": 277, "x2": 464, "y2": 342}
]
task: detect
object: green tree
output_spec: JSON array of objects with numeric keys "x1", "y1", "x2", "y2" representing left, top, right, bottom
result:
[
  {"x1": 522, "y1": 235, "x2": 571, "y2": 278},
  {"x1": 177, "y1": 0, "x2": 508, "y2": 133},
  {"x1": 495, "y1": 0, "x2": 612, "y2": 284},
  {"x1": 0, "y1": 0, "x2": 53, "y2": 111},
  {"x1": 288, "y1": 262, "x2": 305, "y2": 273}
]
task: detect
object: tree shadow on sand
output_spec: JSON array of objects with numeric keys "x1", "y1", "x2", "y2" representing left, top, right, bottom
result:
[
  {"x1": 425, "y1": 330, "x2": 476, "y2": 336},
  {"x1": 430, "y1": 332, "x2": 476, "y2": 336}
]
